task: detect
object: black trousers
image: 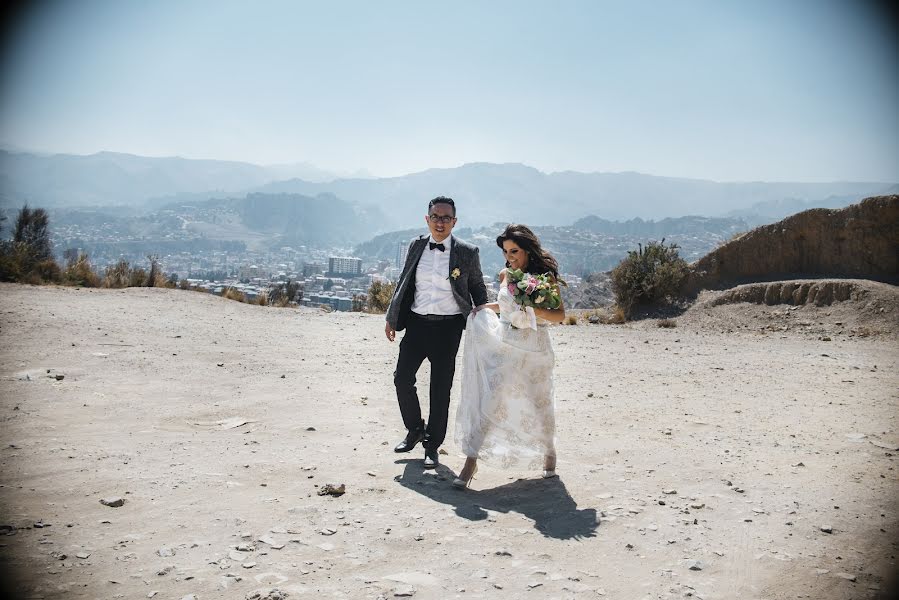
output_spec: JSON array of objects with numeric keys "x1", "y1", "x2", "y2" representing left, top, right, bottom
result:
[{"x1": 393, "y1": 313, "x2": 465, "y2": 450}]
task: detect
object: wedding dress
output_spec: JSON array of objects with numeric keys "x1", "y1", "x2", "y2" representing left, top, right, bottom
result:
[{"x1": 455, "y1": 285, "x2": 556, "y2": 469}]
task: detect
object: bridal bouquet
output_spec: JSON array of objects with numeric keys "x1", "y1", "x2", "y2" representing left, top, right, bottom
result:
[{"x1": 505, "y1": 268, "x2": 562, "y2": 310}]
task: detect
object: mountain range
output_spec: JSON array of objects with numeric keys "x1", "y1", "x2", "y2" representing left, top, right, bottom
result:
[{"x1": 1, "y1": 150, "x2": 895, "y2": 234}]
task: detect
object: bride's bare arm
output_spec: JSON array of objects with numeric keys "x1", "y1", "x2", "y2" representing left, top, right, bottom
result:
[{"x1": 532, "y1": 301, "x2": 565, "y2": 324}]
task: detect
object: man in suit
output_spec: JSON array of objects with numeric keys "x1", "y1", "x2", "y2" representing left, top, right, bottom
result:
[{"x1": 385, "y1": 197, "x2": 488, "y2": 469}]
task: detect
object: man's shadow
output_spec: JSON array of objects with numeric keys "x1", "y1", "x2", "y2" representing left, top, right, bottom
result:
[{"x1": 395, "y1": 459, "x2": 599, "y2": 540}]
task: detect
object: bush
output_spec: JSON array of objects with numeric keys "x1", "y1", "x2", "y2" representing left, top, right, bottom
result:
[
  {"x1": 222, "y1": 287, "x2": 246, "y2": 302},
  {"x1": 34, "y1": 259, "x2": 63, "y2": 283},
  {"x1": 657, "y1": 318, "x2": 677, "y2": 328},
  {"x1": 366, "y1": 280, "x2": 396, "y2": 313},
  {"x1": 565, "y1": 314, "x2": 578, "y2": 325},
  {"x1": 255, "y1": 292, "x2": 269, "y2": 306},
  {"x1": 179, "y1": 279, "x2": 190, "y2": 290},
  {"x1": 62, "y1": 252, "x2": 100, "y2": 287},
  {"x1": 610, "y1": 239, "x2": 688, "y2": 317},
  {"x1": 103, "y1": 259, "x2": 132, "y2": 288}
]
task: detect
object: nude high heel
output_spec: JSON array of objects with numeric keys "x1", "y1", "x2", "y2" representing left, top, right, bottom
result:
[{"x1": 453, "y1": 460, "x2": 478, "y2": 489}]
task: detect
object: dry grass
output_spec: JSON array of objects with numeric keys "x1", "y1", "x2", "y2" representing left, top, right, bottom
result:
[
  {"x1": 657, "y1": 318, "x2": 678, "y2": 328},
  {"x1": 565, "y1": 314, "x2": 579, "y2": 325},
  {"x1": 255, "y1": 292, "x2": 268, "y2": 306},
  {"x1": 587, "y1": 306, "x2": 627, "y2": 324},
  {"x1": 222, "y1": 287, "x2": 246, "y2": 303}
]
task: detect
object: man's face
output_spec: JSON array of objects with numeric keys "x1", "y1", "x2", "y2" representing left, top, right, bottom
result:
[{"x1": 426, "y1": 203, "x2": 456, "y2": 242}]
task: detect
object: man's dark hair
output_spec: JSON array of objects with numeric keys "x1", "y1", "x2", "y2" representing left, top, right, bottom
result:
[{"x1": 428, "y1": 196, "x2": 456, "y2": 216}]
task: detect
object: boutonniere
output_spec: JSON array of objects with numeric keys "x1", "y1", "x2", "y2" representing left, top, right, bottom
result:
[{"x1": 448, "y1": 268, "x2": 461, "y2": 281}]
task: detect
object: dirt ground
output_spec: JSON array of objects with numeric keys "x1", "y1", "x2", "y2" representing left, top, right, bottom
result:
[{"x1": 0, "y1": 282, "x2": 897, "y2": 600}]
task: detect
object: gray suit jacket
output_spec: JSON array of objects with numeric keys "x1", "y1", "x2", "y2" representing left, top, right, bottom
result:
[{"x1": 386, "y1": 235, "x2": 489, "y2": 331}]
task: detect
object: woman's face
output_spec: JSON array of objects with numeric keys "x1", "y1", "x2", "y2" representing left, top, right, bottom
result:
[{"x1": 502, "y1": 239, "x2": 529, "y2": 271}]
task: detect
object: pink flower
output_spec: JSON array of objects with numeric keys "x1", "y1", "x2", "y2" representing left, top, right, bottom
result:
[
  {"x1": 525, "y1": 277, "x2": 538, "y2": 295},
  {"x1": 507, "y1": 283, "x2": 518, "y2": 295}
]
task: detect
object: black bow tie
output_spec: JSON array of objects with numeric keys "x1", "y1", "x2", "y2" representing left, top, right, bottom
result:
[{"x1": 429, "y1": 242, "x2": 446, "y2": 252}]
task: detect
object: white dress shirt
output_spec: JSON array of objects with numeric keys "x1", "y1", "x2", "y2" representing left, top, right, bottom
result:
[{"x1": 411, "y1": 235, "x2": 460, "y2": 316}]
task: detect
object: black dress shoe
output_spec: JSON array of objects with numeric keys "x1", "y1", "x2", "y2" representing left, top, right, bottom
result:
[
  {"x1": 423, "y1": 448, "x2": 439, "y2": 469},
  {"x1": 394, "y1": 429, "x2": 424, "y2": 453}
]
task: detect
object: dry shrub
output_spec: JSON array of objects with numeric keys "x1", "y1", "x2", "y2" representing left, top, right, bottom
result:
[
  {"x1": 34, "y1": 259, "x2": 62, "y2": 284},
  {"x1": 588, "y1": 306, "x2": 627, "y2": 324},
  {"x1": 103, "y1": 259, "x2": 132, "y2": 288},
  {"x1": 611, "y1": 305, "x2": 627, "y2": 323},
  {"x1": 366, "y1": 280, "x2": 396, "y2": 313},
  {"x1": 255, "y1": 292, "x2": 269, "y2": 306},
  {"x1": 179, "y1": 279, "x2": 190, "y2": 290},
  {"x1": 222, "y1": 287, "x2": 246, "y2": 302},
  {"x1": 657, "y1": 318, "x2": 677, "y2": 328},
  {"x1": 610, "y1": 239, "x2": 687, "y2": 317},
  {"x1": 566, "y1": 314, "x2": 578, "y2": 325},
  {"x1": 63, "y1": 252, "x2": 100, "y2": 287},
  {"x1": 129, "y1": 268, "x2": 148, "y2": 287}
]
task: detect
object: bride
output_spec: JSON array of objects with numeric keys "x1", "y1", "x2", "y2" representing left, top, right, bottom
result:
[{"x1": 453, "y1": 224, "x2": 565, "y2": 489}]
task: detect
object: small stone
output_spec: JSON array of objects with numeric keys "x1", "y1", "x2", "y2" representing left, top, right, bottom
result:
[
  {"x1": 55, "y1": 374, "x2": 65, "y2": 381},
  {"x1": 75, "y1": 552, "x2": 91, "y2": 559},
  {"x1": 528, "y1": 582, "x2": 543, "y2": 589},
  {"x1": 147, "y1": 592, "x2": 158, "y2": 598},
  {"x1": 820, "y1": 525, "x2": 833, "y2": 534},
  {"x1": 690, "y1": 503, "x2": 705, "y2": 509},
  {"x1": 495, "y1": 550, "x2": 512, "y2": 557},
  {"x1": 99, "y1": 497, "x2": 125, "y2": 508},
  {"x1": 835, "y1": 572, "x2": 857, "y2": 582},
  {"x1": 242, "y1": 561, "x2": 257, "y2": 569},
  {"x1": 393, "y1": 584, "x2": 415, "y2": 597},
  {"x1": 157, "y1": 547, "x2": 176, "y2": 557},
  {"x1": 258, "y1": 536, "x2": 285, "y2": 550},
  {"x1": 305, "y1": 426, "x2": 316, "y2": 431},
  {"x1": 237, "y1": 543, "x2": 256, "y2": 552},
  {"x1": 734, "y1": 487, "x2": 745, "y2": 493},
  {"x1": 317, "y1": 483, "x2": 345, "y2": 497},
  {"x1": 320, "y1": 528, "x2": 337, "y2": 536},
  {"x1": 662, "y1": 489, "x2": 677, "y2": 495},
  {"x1": 688, "y1": 560, "x2": 704, "y2": 571}
]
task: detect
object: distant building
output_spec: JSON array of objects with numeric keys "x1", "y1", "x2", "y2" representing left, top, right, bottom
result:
[
  {"x1": 302, "y1": 262, "x2": 324, "y2": 277},
  {"x1": 239, "y1": 264, "x2": 267, "y2": 280},
  {"x1": 328, "y1": 257, "x2": 362, "y2": 277},
  {"x1": 395, "y1": 241, "x2": 409, "y2": 269}
]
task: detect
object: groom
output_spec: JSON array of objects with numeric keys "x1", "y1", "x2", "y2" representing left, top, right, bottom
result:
[{"x1": 385, "y1": 197, "x2": 488, "y2": 469}]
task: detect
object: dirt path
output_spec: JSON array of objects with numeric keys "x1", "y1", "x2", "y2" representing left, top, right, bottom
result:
[{"x1": 0, "y1": 283, "x2": 896, "y2": 599}]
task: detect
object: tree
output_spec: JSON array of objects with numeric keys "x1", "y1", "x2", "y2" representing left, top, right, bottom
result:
[{"x1": 14, "y1": 206, "x2": 53, "y2": 264}]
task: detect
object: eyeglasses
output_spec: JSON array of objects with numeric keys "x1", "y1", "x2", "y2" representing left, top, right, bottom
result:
[{"x1": 428, "y1": 215, "x2": 455, "y2": 224}]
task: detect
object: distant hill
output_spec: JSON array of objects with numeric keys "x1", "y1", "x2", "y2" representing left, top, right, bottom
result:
[
  {"x1": 2, "y1": 150, "x2": 895, "y2": 234},
  {"x1": 253, "y1": 163, "x2": 895, "y2": 230},
  {"x1": 0, "y1": 151, "x2": 350, "y2": 209}
]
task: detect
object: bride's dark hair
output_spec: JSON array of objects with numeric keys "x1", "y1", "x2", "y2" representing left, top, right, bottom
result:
[{"x1": 496, "y1": 224, "x2": 565, "y2": 285}]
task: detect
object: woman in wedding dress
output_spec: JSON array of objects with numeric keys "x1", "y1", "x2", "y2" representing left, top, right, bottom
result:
[{"x1": 453, "y1": 224, "x2": 566, "y2": 489}]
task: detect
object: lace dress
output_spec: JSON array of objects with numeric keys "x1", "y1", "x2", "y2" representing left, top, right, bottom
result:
[{"x1": 455, "y1": 285, "x2": 556, "y2": 469}]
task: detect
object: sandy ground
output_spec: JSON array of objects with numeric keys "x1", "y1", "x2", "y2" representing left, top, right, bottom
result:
[{"x1": 0, "y1": 282, "x2": 897, "y2": 600}]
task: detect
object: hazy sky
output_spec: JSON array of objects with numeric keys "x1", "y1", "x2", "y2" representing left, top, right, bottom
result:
[{"x1": 1, "y1": 0, "x2": 897, "y2": 182}]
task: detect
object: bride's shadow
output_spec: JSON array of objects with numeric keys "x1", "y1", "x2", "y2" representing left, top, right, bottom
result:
[{"x1": 395, "y1": 459, "x2": 599, "y2": 540}]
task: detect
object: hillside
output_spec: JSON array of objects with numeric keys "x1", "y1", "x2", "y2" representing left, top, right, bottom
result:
[
  {"x1": 0, "y1": 283, "x2": 896, "y2": 598},
  {"x1": 685, "y1": 195, "x2": 899, "y2": 293}
]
